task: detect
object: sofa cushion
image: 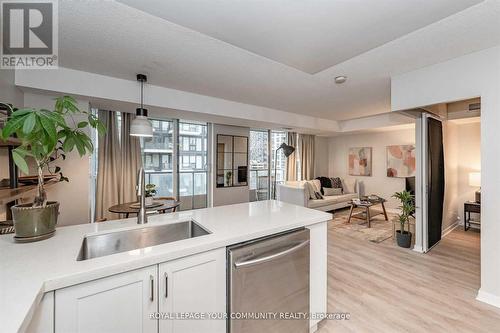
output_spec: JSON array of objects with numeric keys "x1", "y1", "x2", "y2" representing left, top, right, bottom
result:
[
  {"x1": 342, "y1": 178, "x2": 357, "y2": 194},
  {"x1": 324, "y1": 187, "x2": 342, "y2": 196},
  {"x1": 330, "y1": 177, "x2": 343, "y2": 189},
  {"x1": 307, "y1": 193, "x2": 358, "y2": 208}
]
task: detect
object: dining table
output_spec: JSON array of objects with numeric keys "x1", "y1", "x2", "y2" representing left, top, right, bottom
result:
[{"x1": 108, "y1": 199, "x2": 181, "y2": 218}]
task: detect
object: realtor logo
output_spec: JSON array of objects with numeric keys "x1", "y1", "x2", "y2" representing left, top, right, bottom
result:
[{"x1": 1, "y1": 0, "x2": 58, "y2": 68}]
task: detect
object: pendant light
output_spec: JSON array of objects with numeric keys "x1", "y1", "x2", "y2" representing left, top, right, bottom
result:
[{"x1": 130, "y1": 74, "x2": 153, "y2": 137}]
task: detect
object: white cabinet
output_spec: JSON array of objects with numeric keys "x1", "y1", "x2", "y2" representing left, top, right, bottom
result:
[
  {"x1": 159, "y1": 248, "x2": 226, "y2": 333},
  {"x1": 55, "y1": 265, "x2": 158, "y2": 333},
  {"x1": 53, "y1": 249, "x2": 226, "y2": 333},
  {"x1": 308, "y1": 222, "x2": 328, "y2": 331},
  {"x1": 26, "y1": 292, "x2": 54, "y2": 333}
]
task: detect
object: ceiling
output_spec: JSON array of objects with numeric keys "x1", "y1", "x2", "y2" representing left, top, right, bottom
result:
[
  {"x1": 57, "y1": 0, "x2": 500, "y2": 121},
  {"x1": 117, "y1": 0, "x2": 482, "y2": 74}
]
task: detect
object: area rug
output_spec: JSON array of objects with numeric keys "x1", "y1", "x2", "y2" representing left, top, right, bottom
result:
[{"x1": 329, "y1": 208, "x2": 396, "y2": 243}]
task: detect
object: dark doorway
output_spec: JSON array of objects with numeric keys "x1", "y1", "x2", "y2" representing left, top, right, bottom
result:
[{"x1": 427, "y1": 117, "x2": 445, "y2": 249}]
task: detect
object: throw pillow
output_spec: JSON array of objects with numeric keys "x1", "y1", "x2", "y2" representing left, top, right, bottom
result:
[
  {"x1": 312, "y1": 179, "x2": 322, "y2": 193},
  {"x1": 314, "y1": 191, "x2": 324, "y2": 199},
  {"x1": 330, "y1": 177, "x2": 343, "y2": 189},
  {"x1": 304, "y1": 181, "x2": 316, "y2": 199},
  {"x1": 323, "y1": 187, "x2": 342, "y2": 196},
  {"x1": 342, "y1": 178, "x2": 357, "y2": 194}
]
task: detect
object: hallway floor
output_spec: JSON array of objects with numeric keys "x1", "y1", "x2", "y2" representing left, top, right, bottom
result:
[{"x1": 318, "y1": 226, "x2": 500, "y2": 332}]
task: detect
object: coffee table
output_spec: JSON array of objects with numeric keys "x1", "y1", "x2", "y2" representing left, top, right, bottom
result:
[{"x1": 347, "y1": 196, "x2": 388, "y2": 228}]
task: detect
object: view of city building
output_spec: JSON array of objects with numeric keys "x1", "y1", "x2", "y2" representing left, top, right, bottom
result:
[
  {"x1": 249, "y1": 130, "x2": 288, "y2": 200},
  {"x1": 142, "y1": 120, "x2": 208, "y2": 210}
]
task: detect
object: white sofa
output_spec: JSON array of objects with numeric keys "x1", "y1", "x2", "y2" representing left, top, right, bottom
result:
[{"x1": 278, "y1": 179, "x2": 359, "y2": 212}]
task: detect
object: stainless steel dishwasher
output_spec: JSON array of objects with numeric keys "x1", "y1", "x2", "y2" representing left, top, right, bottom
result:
[{"x1": 227, "y1": 228, "x2": 310, "y2": 333}]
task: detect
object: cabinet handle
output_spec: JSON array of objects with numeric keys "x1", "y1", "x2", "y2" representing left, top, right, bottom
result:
[
  {"x1": 164, "y1": 272, "x2": 168, "y2": 298},
  {"x1": 150, "y1": 274, "x2": 154, "y2": 302}
]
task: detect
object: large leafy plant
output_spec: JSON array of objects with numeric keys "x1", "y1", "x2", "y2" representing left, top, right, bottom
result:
[
  {"x1": 392, "y1": 190, "x2": 415, "y2": 235},
  {"x1": 0, "y1": 96, "x2": 105, "y2": 207}
]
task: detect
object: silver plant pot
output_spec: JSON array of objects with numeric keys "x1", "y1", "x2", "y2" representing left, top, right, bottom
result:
[{"x1": 11, "y1": 201, "x2": 59, "y2": 241}]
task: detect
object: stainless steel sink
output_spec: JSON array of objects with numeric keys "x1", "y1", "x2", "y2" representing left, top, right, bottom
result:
[{"x1": 77, "y1": 220, "x2": 210, "y2": 261}]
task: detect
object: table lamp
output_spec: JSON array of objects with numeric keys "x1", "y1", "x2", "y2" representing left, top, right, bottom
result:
[{"x1": 468, "y1": 172, "x2": 481, "y2": 203}]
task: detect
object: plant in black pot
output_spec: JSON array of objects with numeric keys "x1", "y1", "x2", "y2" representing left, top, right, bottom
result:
[
  {"x1": 392, "y1": 190, "x2": 415, "y2": 248},
  {"x1": 0, "y1": 96, "x2": 105, "y2": 242}
]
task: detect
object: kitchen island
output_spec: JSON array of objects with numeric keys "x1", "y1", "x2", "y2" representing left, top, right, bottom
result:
[{"x1": 0, "y1": 200, "x2": 331, "y2": 333}]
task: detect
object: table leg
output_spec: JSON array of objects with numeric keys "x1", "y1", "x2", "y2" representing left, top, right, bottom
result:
[
  {"x1": 367, "y1": 207, "x2": 371, "y2": 228},
  {"x1": 381, "y1": 202, "x2": 388, "y2": 221},
  {"x1": 347, "y1": 205, "x2": 354, "y2": 224}
]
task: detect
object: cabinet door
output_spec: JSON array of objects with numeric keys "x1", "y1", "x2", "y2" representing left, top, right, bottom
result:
[
  {"x1": 159, "y1": 248, "x2": 226, "y2": 333},
  {"x1": 55, "y1": 265, "x2": 158, "y2": 333}
]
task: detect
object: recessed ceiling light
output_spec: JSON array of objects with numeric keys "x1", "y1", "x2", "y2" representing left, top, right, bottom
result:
[{"x1": 334, "y1": 76, "x2": 347, "y2": 84}]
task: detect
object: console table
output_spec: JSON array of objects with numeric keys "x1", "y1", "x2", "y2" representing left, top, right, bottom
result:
[{"x1": 464, "y1": 201, "x2": 480, "y2": 231}]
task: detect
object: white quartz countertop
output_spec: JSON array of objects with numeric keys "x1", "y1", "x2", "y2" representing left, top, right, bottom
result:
[{"x1": 0, "y1": 200, "x2": 331, "y2": 333}]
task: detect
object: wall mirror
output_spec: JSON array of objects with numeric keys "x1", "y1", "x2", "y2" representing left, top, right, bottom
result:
[{"x1": 216, "y1": 134, "x2": 248, "y2": 187}]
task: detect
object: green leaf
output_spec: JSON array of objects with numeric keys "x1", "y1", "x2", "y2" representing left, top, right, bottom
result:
[
  {"x1": 1, "y1": 114, "x2": 28, "y2": 139},
  {"x1": 77, "y1": 121, "x2": 88, "y2": 128},
  {"x1": 12, "y1": 149, "x2": 29, "y2": 174},
  {"x1": 62, "y1": 136, "x2": 74, "y2": 152},
  {"x1": 11, "y1": 108, "x2": 33, "y2": 117},
  {"x1": 40, "y1": 115, "x2": 57, "y2": 142},
  {"x1": 22, "y1": 113, "x2": 36, "y2": 134}
]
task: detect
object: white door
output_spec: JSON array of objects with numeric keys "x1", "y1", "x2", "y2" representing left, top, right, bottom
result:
[
  {"x1": 159, "y1": 248, "x2": 226, "y2": 333},
  {"x1": 55, "y1": 265, "x2": 158, "y2": 333}
]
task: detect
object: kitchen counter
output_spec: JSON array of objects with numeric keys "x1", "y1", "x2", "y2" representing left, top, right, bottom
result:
[{"x1": 0, "y1": 200, "x2": 331, "y2": 333}]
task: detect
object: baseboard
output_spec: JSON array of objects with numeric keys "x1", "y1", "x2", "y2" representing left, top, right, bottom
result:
[
  {"x1": 477, "y1": 289, "x2": 500, "y2": 309},
  {"x1": 442, "y1": 221, "x2": 458, "y2": 237},
  {"x1": 412, "y1": 245, "x2": 424, "y2": 253}
]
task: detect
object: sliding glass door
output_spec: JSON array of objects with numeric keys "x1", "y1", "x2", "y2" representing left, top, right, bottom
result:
[
  {"x1": 249, "y1": 130, "x2": 270, "y2": 201},
  {"x1": 143, "y1": 119, "x2": 174, "y2": 197},
  {"x1": 249, "y1": 130, "x2": 288, "y2": 201},
  {"x1": 141, "y1": 119, "x2": 208, "y2": 211},
  {"x1": 178, "y1": 122, "x2": 208, "y2": 210}
]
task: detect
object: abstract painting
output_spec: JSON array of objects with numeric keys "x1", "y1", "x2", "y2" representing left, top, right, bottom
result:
[
  {"x1": 387, "y1": 145, "x2": 416, "y2": 177},
  {"x1": 348, "y1": 147, "x2": 372, "y2": 176}
]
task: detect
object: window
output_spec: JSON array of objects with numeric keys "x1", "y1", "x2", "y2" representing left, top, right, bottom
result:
[
  {"x1": 249, "y1": 130, "x2": 269, "y2": 201},
  {"x1": 271, "y1": 131, "x2": 288, "y2": 195},
  {"x1": 178, "y1": 121, "x2": 208, "y2": 210},
  {"x1": 139, "y1": 119, "x2": 208, "y2": 210}
]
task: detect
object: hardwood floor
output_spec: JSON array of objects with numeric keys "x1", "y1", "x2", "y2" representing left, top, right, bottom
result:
[{"x1": 317, "y1": 224, "x2": 500, "y2": 332}]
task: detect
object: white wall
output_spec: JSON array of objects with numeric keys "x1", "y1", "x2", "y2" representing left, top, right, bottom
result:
[
  {"x1": 442, "y1": 121, "x2": 460, "y2": 231},
  {"x1": 391, "y1": 46, "x2": 500, "y2": 307},
  {"x1": 23, "y1": 93, "x2": 91, "y2": 226},
  {"x1": 212, "y1": 124, "x2": 250, "y2": 206},
  {"x1": 314, "y1": 136, "x2": 329, "y2": 178},
  {"x1": 327, "y1": 127, "x2": 415, "y2": 209},
  {"x1": 456, "y1": 121, "x2": 481, "y2": 223}
]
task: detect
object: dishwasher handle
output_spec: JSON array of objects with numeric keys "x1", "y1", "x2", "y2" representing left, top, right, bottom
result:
[{"x1": 234, "y1": 240, "x2": 309, "y2": 269}]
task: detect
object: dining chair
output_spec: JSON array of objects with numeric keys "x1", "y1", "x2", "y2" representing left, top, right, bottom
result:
[{"x1": 155, "y1": 196, "x2": 178, "y2": 213}]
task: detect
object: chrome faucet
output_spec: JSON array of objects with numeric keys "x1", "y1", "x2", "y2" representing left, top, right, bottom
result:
[{"x1": 136, "y1": 167, "x2": 147, "y2": 224}]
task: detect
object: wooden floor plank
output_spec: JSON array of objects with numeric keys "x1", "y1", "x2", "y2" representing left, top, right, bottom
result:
[{"x1": 318, "y1": 224, "x2": 500, "y2": 333}]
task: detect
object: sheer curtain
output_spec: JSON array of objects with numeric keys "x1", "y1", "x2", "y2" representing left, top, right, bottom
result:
[
  {"x1": 299, "y1": 134, "x2": 315, "y2": 181},
  {"x1": 286, "y1": 132, "x2": 297, "y2": 181},
  {"x1": 96, "y1": 110, "x2": 121, "y2": 220},
  {"x1": 95, "y1": 111, "x2": 143, "y2": 220},
  {"x1": 120, "y1": 112, "x2": 142, "y2": 203}
]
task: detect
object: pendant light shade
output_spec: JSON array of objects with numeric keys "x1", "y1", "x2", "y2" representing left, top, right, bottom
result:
[{"x1": 130, "y1": 74, "x2": 153, "y2": 137}]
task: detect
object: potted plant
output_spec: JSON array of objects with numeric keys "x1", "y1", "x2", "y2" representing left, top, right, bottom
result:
[
  {"x1": 145, "y1": 183, "x2": 157, "y2": 206},
  {"x1": 392, "y1": 190, "x2": 415, "y2": 248},
  {"x1": 226, "y1": 171, "x2": 232, "y2": 186},
  {"x1": 0, "y1": 96, "x2": 104, "y2": 241}
]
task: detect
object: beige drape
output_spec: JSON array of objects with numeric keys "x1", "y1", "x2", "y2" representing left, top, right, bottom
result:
[
  {"x1": 96, "y1": 111, "x2": 143, "y2": 220},
  {"x1": 299, "y1": 134, "x2": 315, "y2": 181},
  {"x1": 96, "y1": 111, "x2": 121, "y2": 220},
  {"x1": 286, "y1": 132, "x2": 297, "y2": 181},
  {"x1": 120, "y1": 112, "x2": 142, "y2": 203}
]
